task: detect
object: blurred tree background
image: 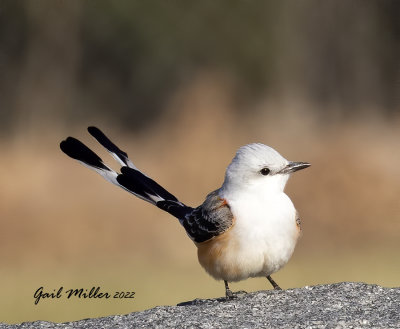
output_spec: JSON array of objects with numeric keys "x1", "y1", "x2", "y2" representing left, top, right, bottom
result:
[
  {"x1": 1, "y1": 0, "x2": 399, "y2": 134},
  {"x1": 0, "y1": 0, "x2": 399, "y2": 324}
]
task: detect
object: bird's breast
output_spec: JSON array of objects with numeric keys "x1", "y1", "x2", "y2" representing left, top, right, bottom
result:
[{"x1": 196, "y1": 191, "x2": 300, "y2": 281}]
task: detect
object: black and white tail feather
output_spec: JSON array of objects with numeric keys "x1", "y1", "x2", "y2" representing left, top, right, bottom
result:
[
  {"x1": 60, "y1": 127, "x2": 233, "y2": 244},
  {"x1": 60, "y1": 127, "x2": 193, "y2": 221}
]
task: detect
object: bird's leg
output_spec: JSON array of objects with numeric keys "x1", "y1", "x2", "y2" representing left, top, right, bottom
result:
[
  {"x1": 266, "y1": 275, "x2": 282, "y2": 290},
  {"x1": 224, "y1": 280, "x2": 234, "y2": 299}
]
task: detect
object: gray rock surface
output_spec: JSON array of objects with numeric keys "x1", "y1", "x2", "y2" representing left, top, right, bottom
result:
[{"x1": 1, "y1": 282, "x2": 399, "y2": 329}]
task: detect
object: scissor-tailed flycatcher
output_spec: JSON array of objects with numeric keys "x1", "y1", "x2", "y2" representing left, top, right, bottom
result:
[{"x1": 60, "y1": 127, "x2": 310, "y2": 298}]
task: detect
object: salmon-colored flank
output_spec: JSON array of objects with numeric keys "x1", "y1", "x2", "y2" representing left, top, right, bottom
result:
[
  {"x1": 195, "y1": 214, "x2": 238, "y2": 281},
  {"x1": 216, "y1": 197, "x2": 228, "y2": 208}
]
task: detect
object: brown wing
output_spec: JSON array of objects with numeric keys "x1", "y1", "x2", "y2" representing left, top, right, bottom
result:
[{"x1": 182, "y1": 190, "x2": 234, "y2": 243}]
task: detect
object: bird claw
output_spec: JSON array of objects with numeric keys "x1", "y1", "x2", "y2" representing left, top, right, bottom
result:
[{"x1": 225, "y1": 289, "x2": 247, "y2": 299}]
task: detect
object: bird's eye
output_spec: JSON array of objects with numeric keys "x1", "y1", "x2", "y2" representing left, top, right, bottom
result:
[{"x1": 260, "y1": 167, "x2": 270, "y2": 176}]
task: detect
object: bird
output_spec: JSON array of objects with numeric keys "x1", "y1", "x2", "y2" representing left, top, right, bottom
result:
[{"x1": 60, "y1": 126, "x2": 310, "y2": 298}]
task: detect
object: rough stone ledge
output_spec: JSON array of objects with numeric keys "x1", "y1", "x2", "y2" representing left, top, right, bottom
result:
[{"x1": 1, "y1": 282, "x2": 399, "y2": 329}]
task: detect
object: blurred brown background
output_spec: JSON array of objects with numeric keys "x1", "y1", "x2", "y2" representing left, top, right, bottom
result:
[{"x1": 1, "y1": 0, "x2": 399, "y2": 324}]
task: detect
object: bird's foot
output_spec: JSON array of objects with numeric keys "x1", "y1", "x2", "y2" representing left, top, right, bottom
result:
[
  {"x1": 224, "y1": 280, "x2": 247, "y2": 299},
  {"x1": 225, "y1": 290, "x2": 248, "y2": 300},
  {"x1": 225, "y1": 288, "x2": 235, "y2": 299}
]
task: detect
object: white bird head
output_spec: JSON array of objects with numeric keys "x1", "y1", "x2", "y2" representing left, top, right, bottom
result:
[{"x1": 222, "y1": 143, "x2": 310, "y2": 193}]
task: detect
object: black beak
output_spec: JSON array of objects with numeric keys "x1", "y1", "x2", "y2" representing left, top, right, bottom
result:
[{"x1": 279, "y1": 161, "x2": 311, "y2": 174}]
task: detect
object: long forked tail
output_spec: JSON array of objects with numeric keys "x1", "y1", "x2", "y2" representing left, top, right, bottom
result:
[{"x1": 60, "y1": 127, "x2": 192, "y2": 219}]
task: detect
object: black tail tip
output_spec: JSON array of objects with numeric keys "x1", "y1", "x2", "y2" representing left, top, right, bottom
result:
[
  {"x1": 59, "y1": 137, "x2": 73, "y2": 154},
  {"x1": 59, "y1": 136, "x2": 109, "y2": 170},
  {"x1": 87, "y1": 126, "x2": 101, "y2": 135}
]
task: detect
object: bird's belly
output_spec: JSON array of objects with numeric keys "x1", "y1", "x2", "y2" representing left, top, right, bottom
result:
[{"x1": 197, "y1": 195, "x2": 300, "y2": 282}]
